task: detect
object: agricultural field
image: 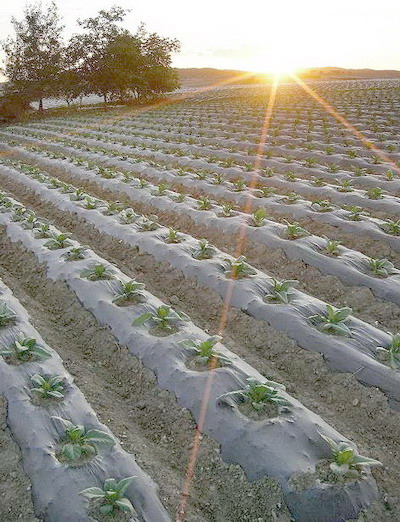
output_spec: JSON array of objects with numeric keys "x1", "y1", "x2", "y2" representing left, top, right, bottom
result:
[{"x1": 0, "y1": 78, "x2": 399, "y2": 521}]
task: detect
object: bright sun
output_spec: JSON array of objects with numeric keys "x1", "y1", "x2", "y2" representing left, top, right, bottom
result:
[{"x1": 250, "y1": 51, "x2": 303, "y2": 77}]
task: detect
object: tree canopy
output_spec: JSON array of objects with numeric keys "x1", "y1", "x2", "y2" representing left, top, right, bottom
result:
[{"x1": 1, "y1": 2, "x2": 181, "y2": 110}]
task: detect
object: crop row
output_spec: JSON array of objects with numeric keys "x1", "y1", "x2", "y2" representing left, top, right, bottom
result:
[
  {"x1": 0, "y1": 278, "x2": 170, "y2": 521},
  {"x1": 1, "y1": 158, "x2": 400, "y2": 409},
  {"x1": 0, "y1": 189, "x2": 385, "y2": 521}
]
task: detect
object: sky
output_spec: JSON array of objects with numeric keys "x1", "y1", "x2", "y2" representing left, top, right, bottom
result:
[{"x1": 1, "y1": 0, "x2": 400, "y2": 79}]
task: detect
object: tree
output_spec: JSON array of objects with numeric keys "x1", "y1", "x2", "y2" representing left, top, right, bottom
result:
[{"x1": 2, "y1": 2, "x2": 64, "y2": 111}]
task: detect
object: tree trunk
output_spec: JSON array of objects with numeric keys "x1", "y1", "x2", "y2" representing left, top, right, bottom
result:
[{"x1": 38, "y1": 98, "x2": 43, "y2": 112}]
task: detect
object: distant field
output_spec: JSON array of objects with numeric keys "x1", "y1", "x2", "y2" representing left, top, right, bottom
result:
[{"x1": 0, "y1": 79, "x2": 399, "y2": 521}]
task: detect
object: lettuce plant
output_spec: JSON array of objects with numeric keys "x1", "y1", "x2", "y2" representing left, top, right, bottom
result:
[
  {"x1": 132, "y1": 305, "x2": 189, "y2": 333},
  {"x1": 44, "y1": 233, "x2": 73, "y2": 250},
  {"x1": 179, "y1": 335, "x2": 230, "y2": 365},
  {"x1": 0, "y1": 302, "x2": 17, "y2": 327},
  {"x1": 256, "y1": 186, "x2": 276, "y2": 198},
  {"x1": 81, "y1": 263, "x2": 115, "y2": 281},
  {"x1": 62, "y1": 246, "x2": 88, "y2": 261},
  {"x1": 233, "y1": 179, "x2": 246, "y2": 192},
  {"x1": 11, "y1": 205, "x2": 30, "y2": 222},
  {"x1": 119, "y1": 208, "x2": 137, "y2": 224},
  {"x1": 219, "y1": 202, "x2": 236, "y2": 217},
  {"x1": 192, "y1": 239, "x2": 215, "y2": 260},
  {"x1": 197, "y1": 196, "x2": 212, "y2": 210},
  {"x1": 219, "y1": 377, "x2": 290, "y2": 411},
  {"x1": 112, "y1": 280, "x2": 146, "y2": 305},
  {"x1": 212, "y1": 173, "x2": 225, "y2": 185},
  {"x1": 70, "y1": 188, "x2": 87, "y2": 201},
  {"x1": 309, "y1": 305, "x2": 352, "y2": 337},
  {"x1": 367, "y1": 187, "x2": 384, "y2": 200},
  {"x1": 281, "y1": 192, "x2": 301, "y2": 204},
  {"x1": 222, "y1": 256, "x2": 257, "y2": 279},
  {"x1": 53, "y1": 417, "x2": 115, "y2": 462},
  {"x1": 82, "y1": 196, "x2": 102, "y2": 209},
  {"x1": 376, "y1": 333, "x2": 400, "y2": 369},
  {"x1": 34, "y1": 223, "x2": 52, "y2": 238},
  {"x1": 30, "y1": 374, "x2": 64, "y2": 399},
  {"x1": 381, "y1": 219, "x2": 400, "y2": 236},
  {"x1": 311, "y1": 176, "x2": 326, "y2": 187},
  {"x1": 264, "y1": 279, "x2": 298, "y2": 303},
  {"x1": 335, "y1": 179, "x2": 353, "y2": 192},
  {"x1": 368, "y1": 258, "x2": 399, "y2": 277},
  {"x1": 102, "y1": 201, "x2": 124, "y2": 216},
  {"x1": 151, "y1": 183, "x2": 169, "y2": 196},
  {"x1": 311, "y1": 199, "x2": 334, "y2": 212},
  {"x1": 0, "y1": 333, "x2": 51, "y2": 362},
  {"x1": 321, "y1": 434, "x2": 381, "y2": 478},
  {"x1": 250, "y1": 208, "x2": 267, "y2": 227},
  {"x1": 80, "y1": 477, "x2": 137, "y2": 516}
]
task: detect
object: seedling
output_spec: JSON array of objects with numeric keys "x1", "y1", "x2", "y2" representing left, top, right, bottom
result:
[
  {"x1": 262, "y1": 167, "x2": 274, "y2": 177},
  {"x1": 11, "y1": 205, "x2": 30, "y2": 222},
  {"x1": 212, "y1": 173, "x2": 225, "y2": 185},
  {"x1": 53, "y1": 417, "x2": 115, "y2": 462},
  {"x1": 59, "y1": 182, "x2": 74, "y2": 194},
  {"x1": 219, "y1": 377, "x2": 290, "y2": 411},
  {"x1": 80, "y1": 477, "x2": 137, "y2": 516},
  {"x1": 233, "y1": 179, "x2": 246, "y2": 192},
  {"x1": 320, "y1": 434, "x2": 381, "y2": 479},
  {"x1": 335, "y1": 179, "x2": 353, "y2": 192},
  {"x1": 62, "y1": 246, "x2": 88, "y2": 261},
  {"x1": 311, "y1": 199, "x2": 334, "y2": 212},
  {"x1": 309, "y1": 305, "x2": 352, "y2": 337},
  {"x1": 132, "y1": 305, "x2": 189, "y2": 333},
  {"x1": 368, "y1": 258, "x2": 399, "y2": 277},
  {"x1": 197, "y1": 196, "x2": 212, "y2": 210},
  {"x1": 30, "y1": 374, "x2": 64, "y2": 399},
  {"x1": 376, "y1": 333, "x2": 400, "y2": 369},
  {"x1": 102, "y1": 201, "x2": 124, "y2": 216},
  {"x1": 381, "y1": 219, "x2": 400, "y2": 236},
  {"x1": 135, "y1": 215, "x2": 159, "y2": 232},
  {"x1": 250, "y1": 208, "x2": 267, "y2": 227},
  {"x1": 179, "y1": 336, "x2": 231, "y2": 366},
  {"x1": 137, "y1": 178, "x2": 148, "y2": 189},
  {"x1": 284, "y1": 221, "x2": 309, "y2": 240},
  {"x1": 222, "y1": 256, "x2": 257, "y2": 279},
  {"x1": 219, "y1": 202, "x2": 236, "y2": 217},
  {"x1": 264, "y1": 279, "x2": 298, "y2": 304},
  {"x1": 304, "y1": 157, "x2": 316, "y2": 168},
  {"x1": 112, "y1": 280, "x2": 146, "y2": 305},
  {"x1": 256, "y1": 186, "x2": 275, "y2": 198},
  {"x1": 324, "y1": 239, "x2": 342, "y2": 256},
  {"x1": 34, "y1": 223, "x2": 52, "y2": 238},
  {"x1": 119, "y1": 208, "x2": 137, "y2": 224},
  {"x1": 82, "y1": 196, "x2": 101, "y2": 209},
  {"x1": 44, "y1": 233, "x2": 73, "y2": 250},
  {"x1": 151, "y1": 183, "x2": 169, "y2": 196},
  {"x1": 165, "y1": 228, "x2": 183, "y2": 244},
  {"x1": 311, "y1": 176, "x2": 326, "y2": 187},
  {"x1": 192, "y1": 239, "x2": 215, "y2": 260},
  {"x1": 344, "y1": 205, "x2": 368, "y2": 221},
  {"x1": 80, "y1": 263, "x2": 115, "y2": 281},
  {"x1": 0, "y1": 302, "x2": 17, "y2": 327},
  {"x1": 385, "y1": 170, "x2": 395, "y2": 181},
  {"x1": 281, "y1": 192, "x2": 301, "y2": 204},
  {"x1": 284, "y1": 171, "x2": 297, "y2": 182},
  {"x1": 327, "y1": 164, "x2": 340, "y2": 173},
  {"x1": 0, "y1": 333, "x2": 51, "y2": 362},
  {"x1": 366, "y1": 187, "x2": 384, "y2": 200}
]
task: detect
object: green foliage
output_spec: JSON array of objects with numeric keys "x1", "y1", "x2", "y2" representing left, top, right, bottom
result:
[
  {"x1": 324, "y1": 239, "x2": 342, "y2": 256},
  {"x1": 264, "y1": 279, "x2": 298, "y2": 304},
  {"x1": 321, "y1": 434, "x2": 381, "y2": 478},
  {"x1": 30, "y1": 374, "x2": 64, "y2": 399},
  {"x1": 196, "y1": 196, "x2": 212, "y2": 210},
  {"x1": 80, "y1": 477, "x2": 137, "y2": 516},
  {"x1": 112, "y1": 279, "x2": 146, "y2": 305},
  {"x1": 44, "y1": 232, "x2": 72, "y2": 250},
  {"x1": 311, "y1": 199, "x2": 334, "y2": 212},
  {"x1": 118, "y1": 207, "x2": 137, "y2": 224},
  {"x1": 335, "y1": 179, "x2": 353, "y2": 192},
  {"x1": 368, "y1": 258, "x2": 399, "y2": 277},
  {"x1": 0, "y1": 301, "x2": 17, "y2": 327},
  {"x1": 309, "y1": 305, "x2": 352, "y2": 337},
  {"x1": 132, "y1": 305, "x2": 189, "y2": 332},
  {"x1": 256, "y1": 186, "x2": 276, "y2": 198},
  {"x1": 179, "y1": 335, "x2": 231, "y2": 365},
  {"x1": 0, "y1": 333, "x2": 51, "y2": 362},
  {"x1": 80, "y1": 263, "x2": 115, "y2": 281},
  {"x1": 284, "y1": 221, "x2": 309, "y2": 240},
  {"x1": 310, "y1": 176, "x2": 326, "y2": 187},
  {"x1": 62, "y1": 245, "x2": 88, "y2": 261},
  {"x1": 233, "y1": 179, "x2": 246, "y2": 192},
  {"x1": 219, "y1": 377, "x2": 290, "y2": 411},
  {"x1": 102, "y1": 201, "x2": 124, "y2": 215},
  {"x1": 250, "y1": 208, "x2": 267, "y2": 227},
  {"x1": 376, "y1": 333, "x2": 400, "y2": 369},
  {"x1": 366, "y1": 187, "x2": 383, "y2": 200},
  {"x1": 222, "y1": 256, "x2": 257, "y2": 279},
  {"x1": 381, "y1": 219, "x2": 400, "y2": 236},
  {"x1": 165, "y1": 228, "x2": 183, "y2": 243},
  {"x1": 53, "y1": 417, "x2": 115, "y2": 462},
  {"x1": 345, "y1": 205, "x2": 369, "y2": 221},
  {"x1": 281, "y1": 192, "x2": 301, "y2": 204},
  {"x1": 192, "y1": 239, "x2": 215, "y2": 260},
  {"x1": 34, "y1": 223, "x2": 52, "y2": 238},
  {"x1": 219, "y1": 202, "x2": 236, "y2": 217}
]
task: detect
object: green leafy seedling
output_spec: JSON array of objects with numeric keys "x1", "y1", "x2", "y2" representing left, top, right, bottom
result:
[
  {"x1": 264, "y1": 279, "x2": 298, "y2": 304},
  {"x1": 381, "y1": 219, "x2": 400, "y2": 236},
  {"x1": 80, "y1": 263, "x2": 115, "y2": 281},
  {"x1": 192, "y1": 239, "x2": 215, "y2": 260},
  {"x1": 284, "y1": 221, "x2": 309, "y2": 240},
  {"x1": 345, "y1": 205, "x2": 369, "y2": 221},
  {"x1": 0, "y1": 333, "x2": 51, "y2": 362},
  {"x1": 165, "y1": 228, "x2": 183, "y2": 244},
  {"x1": 219, "y1": 202, "x2": 236, "y2": 217},
  {"x1": 309, "y1": 305, "x2": 352, "y2": 337},
  {"x1": 112, "y1": 280, "x2": 146, "y2": 305},
  {"x1": 179, "y1": 335, "x2": 230, "y2": 366},
  {"x1": 119, "y1": 208, "x2": 137, "y2": 224},
  {"x1": 376, "y1": 333, "x2": 400, "y2": 369},
  {"x1": 62, "y1": 246, "x2": 88, "y2": 261},
  {"x1": 102, "y1": 201, "x2": 124, "y2": 216},
  {"x1": 222, "y1": 256, "x2": 257, "y2": 279},
  {"x1": 34, "y1": 223, "x2": 51, "y2": 238},
  {"x1": 31, "y1": 374, "x2": 64, "y2": 399},
  {"x1": 80, "y1": 477, "x2": 137, "y2": 516},
  {"x1": 197, "y1": 196, "x2": 212, "y2": 210},
  {"x1": 256, "y1": 186, "x2": 275, "y2": 198},
  {"x1": 136, "y1": 215, "x2": 159, "y2": 231},
  {"x1": 324, "y1": 238, "x2": 342, "y2": 256},
  {"x1": 311, "y1": 200, "x2": 334, "y2": 212},
  {"x1": 250, "y1": 208, "x2": 267, "y2": 227},
  {"x1": 0, "y1": 302, "x2": 17, "y2": 327},
  {"x1": 44, "y1": 233, "x2": 73, "y2": 250},
  {"x1": 368, "y1": 258, "x2": 399, "y2": 277},
  {"x1": 320, "y1": 434, "x2": 381, "y2": 478},
  {"x1": 132, "y1": 305, "x2": 190, "y2": 333},
  {"x1": 367, "y1": 187, "x2": 384, "y2": 200},
  {"x1": 53, "y1": 417, "x2": 115, "y2": 462},
  {"x1": 336, "y1": 179, "x2": 353, "y2": 192},
  {"x1": 219, "y1": 377, "x2": 290, "y2": 411}
]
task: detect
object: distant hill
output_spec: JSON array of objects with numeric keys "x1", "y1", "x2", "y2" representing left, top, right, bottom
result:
[{"x1": 177, "y1": 67, "x2": 400, "y2": 89}]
